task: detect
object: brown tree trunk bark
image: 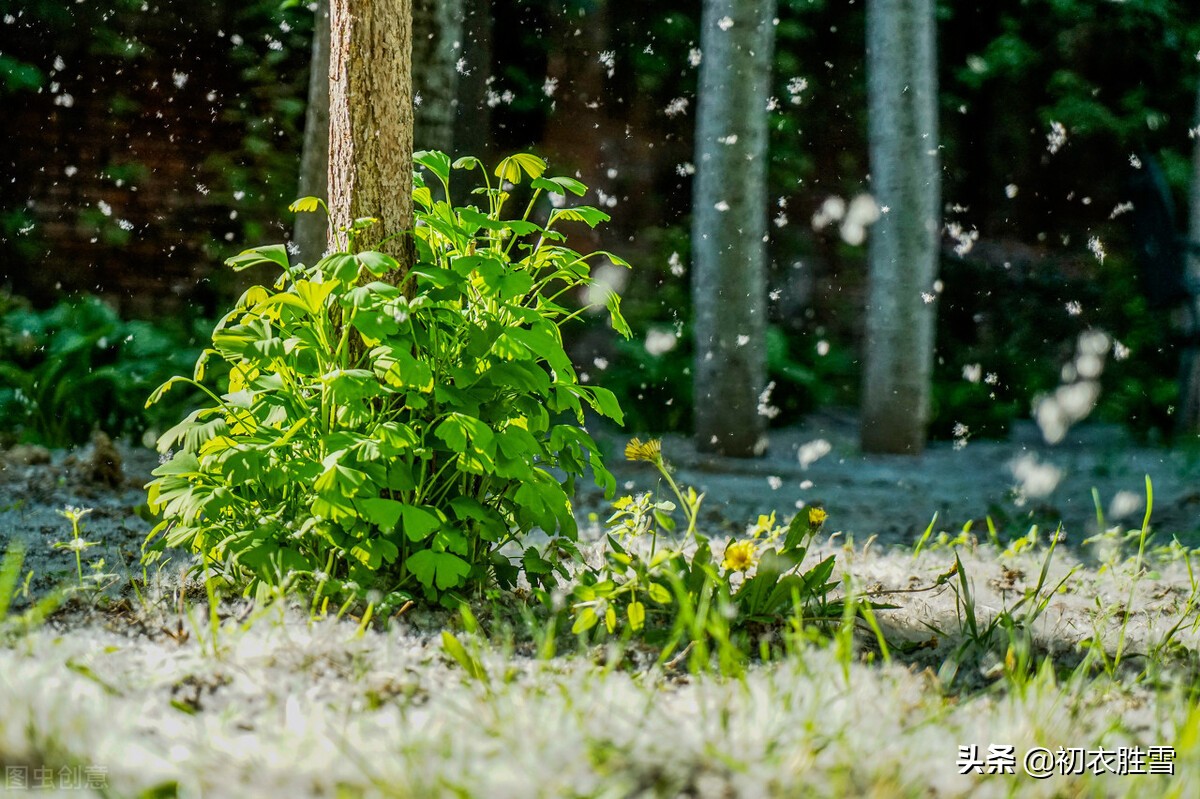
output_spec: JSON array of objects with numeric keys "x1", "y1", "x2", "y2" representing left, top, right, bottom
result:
[{"x1": 328, "y1": 0, "x2": 415, "y2": 277}]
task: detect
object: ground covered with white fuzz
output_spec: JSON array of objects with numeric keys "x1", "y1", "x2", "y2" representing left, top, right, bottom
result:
[
  {"x1": 1, "y1": 578, "x2": 1197, "y2": 799},
  {"x1": 2, "y1": 420, "x2": 1199, "y2": 797}
]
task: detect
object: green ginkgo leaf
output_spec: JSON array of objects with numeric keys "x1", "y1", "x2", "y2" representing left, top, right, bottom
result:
[
  {"x1": 288, "y1": 196, "x2": 323, "y2": 214},
  {"x1": 407, "y1": 549, "x2": 470, "y2": 590},
  {"x1": 493, "y1": 153, "x2": 547, "y2": 184},
  {"x1": 548, "y1": 206, "x2": 611, "y2": 228},
  {"x1": 400, "y1": 504, "x2": 441, "y2": 541},
  {"x1": 531, "y1": 176, "x2": 587, "y2": 197},
  {"x1": 357, "y1": 497, "x2": 405, "y2": 529},
  {"x1": 225, "y1": 244, "x2": 290, "y2": 272},
  {"x1": 414, "y1": 150, "x2": 451, "y2": 183},
  {"x1": 434, "y1": 413, "x2": 494, "y2": 453},
  {"x1": 452, "y1": 155, "x2": 483, "y2": 171},
  {"x1": 356, "y1": 251, "x2": 399, "y2": 277}
]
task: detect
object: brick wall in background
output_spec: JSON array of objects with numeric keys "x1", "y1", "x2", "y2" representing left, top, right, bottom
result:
[{"x1": 1, "y1": 1, "x2": 308, "y2": 317}]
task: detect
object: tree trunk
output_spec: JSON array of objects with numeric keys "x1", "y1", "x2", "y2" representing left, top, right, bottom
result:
[
  {"x1": 1180, "y1": 79, "x2": 1200, "y2": 432},
  {"x1": 412, "y1": 0, "x2": 462, "y2": 154},
  {"x1": 542, "y1": 0, "x2": 610, "y2": 178},
  {"x1": 294, "y1": 0, "x2": 331, "y2": 267},
  {"x1": 860, "y1": 0, "x2": 940, "y2": 454},
  {"x1": 328, "y1": 0, "x2": 414, "y2": 274},
  {"x1": 690, "y1": 0, "x2": 776, "y2": 458},
  {"x1": 454, "y1": 0, "x2": 492, "y2": 164}
]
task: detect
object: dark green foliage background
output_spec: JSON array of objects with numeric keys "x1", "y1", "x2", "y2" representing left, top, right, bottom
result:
[
  {"x1": 2, "y1": 0, "x2": 1199, "y2": 444},
  {"x1": 0, "y1": 292, "x2": 213, "y2": 447}
]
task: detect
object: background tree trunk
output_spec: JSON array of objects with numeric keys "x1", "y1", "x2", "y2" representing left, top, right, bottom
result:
[
  {"x1": 690, "y1": 0, "x2": 776, "y2": 458},
  {"x1": 860, "y1": 0, "x2": 941, "y2": 454},
  {"x1": 328, "y1": 0, "x2": 414, "y2": 273},
  {"x1": 1179, "y1": 79, "x2": 1200, "y2": 432},
  {"x1": 453, "y1": 0, "x2": 492, "y2": 164},
  {"x1": 413, "y1": 0, "x2": 462, "y2": 155},
  {"x1": 294, "y1": 0, "x2": 331, "y2": 267}
]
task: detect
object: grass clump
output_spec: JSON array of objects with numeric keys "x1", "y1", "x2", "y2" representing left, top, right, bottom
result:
[{"x1": 0, "y1": 543, "x2": 60, "y2": 640}]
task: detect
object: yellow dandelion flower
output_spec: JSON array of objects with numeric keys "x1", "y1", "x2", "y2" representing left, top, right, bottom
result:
[
  {"x1": 624, "y1": 437, "x2": 662, "y2": 464},
  {"x1": 808, "y1": 507, "x2": 828, "y2": 528},
  {"x1": 722, "y1": 539, "x2": 757, "y2": 572}
]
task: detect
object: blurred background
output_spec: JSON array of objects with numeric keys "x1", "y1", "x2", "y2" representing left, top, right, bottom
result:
[{"x1": 2, "y1": 0, "x2": 1199, "y2": 450}]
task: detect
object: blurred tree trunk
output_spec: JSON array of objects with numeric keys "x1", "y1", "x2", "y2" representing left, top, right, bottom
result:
[
  {"x1": 453, "y1": 0, "x2": 492, "y2": 163},
  {"x1": 543, "y1": 0, "x2": 610, "y2": 179},
  {"x1": 328, "y1": 0, "x2": 414, "y2": 275},
  {"x1": 413, "y1": 0, "x2": 462, "y2": 154},
  {"x1": 690, "y1": 0, "x2": 776, "y2": 458},
  {"x1": 1180, "y1": 80, "x2": 1200, "y2": 431},
  {"x1": 860, "y1": 0, "x2": 940, "y2": 454},
  {"x1": 294, "y1": 0, "x2": 331, "y2": 267}
]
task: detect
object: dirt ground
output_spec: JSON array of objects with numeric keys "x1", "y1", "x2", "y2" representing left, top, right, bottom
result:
[
  {"x1": 588, "y1": 412, "x2": 1200, "y2": 551},
  {"x1": 2, "y1": 413, "x2": 1198, "y2": 593}
]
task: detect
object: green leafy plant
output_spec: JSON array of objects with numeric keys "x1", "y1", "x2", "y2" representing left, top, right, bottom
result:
[
  {"x1": 144, "y1": 152, "x2": 630, "y2": 607},
  {"x1": 570, "y1": 437, "x2": 845, "y2": 672}
]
